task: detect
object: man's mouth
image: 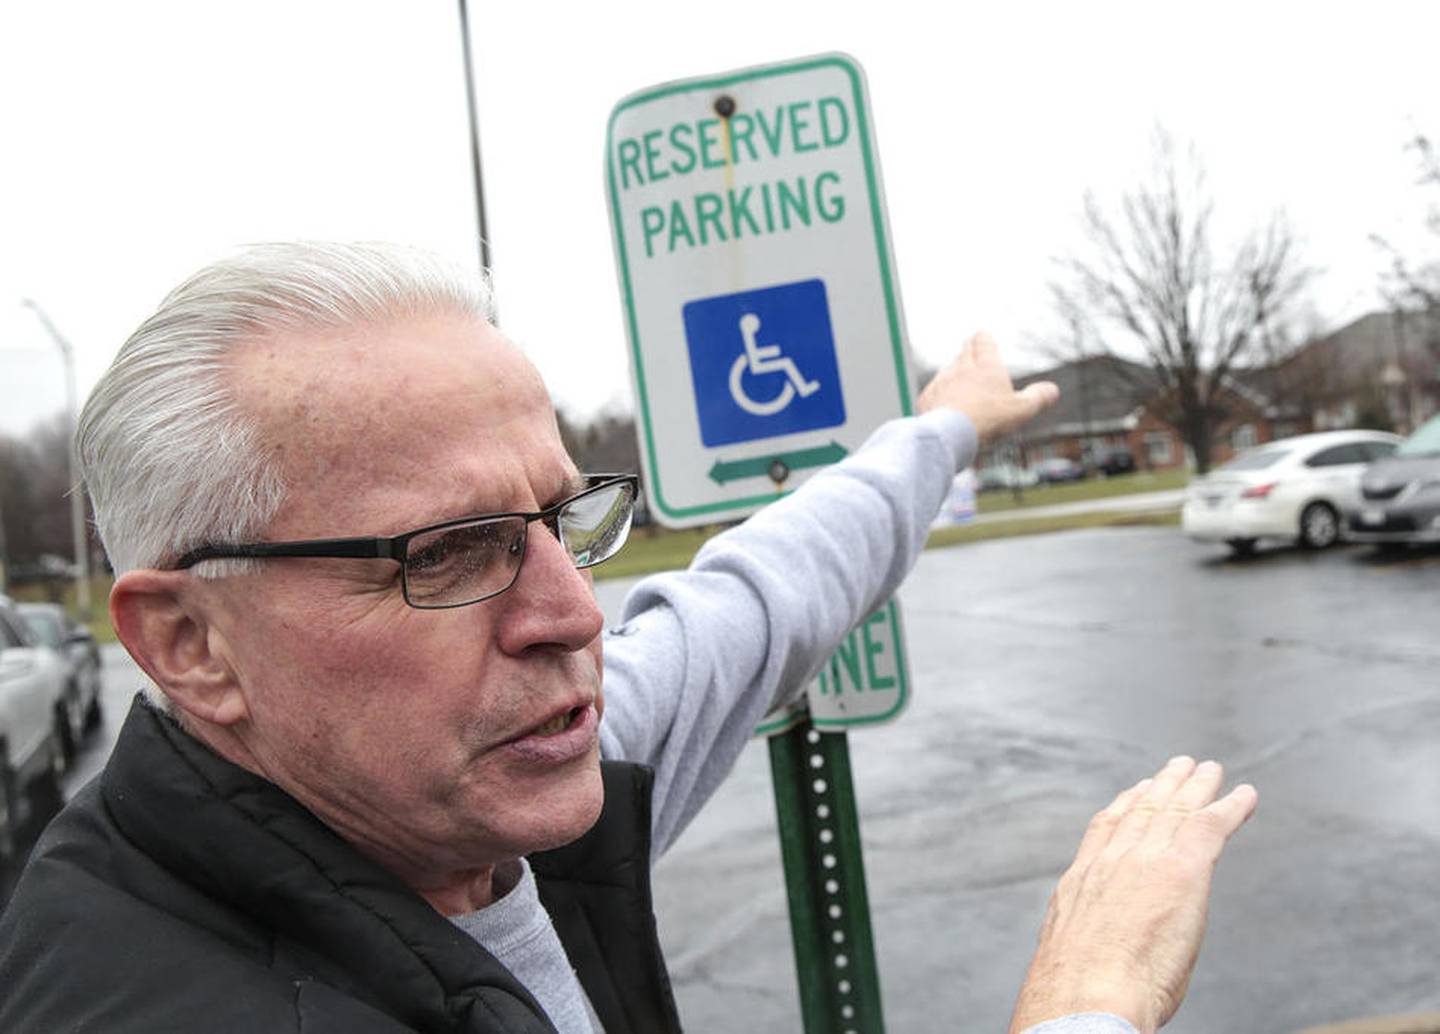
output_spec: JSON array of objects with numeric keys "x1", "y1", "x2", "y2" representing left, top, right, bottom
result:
[
  {"x1": 532, "y1": 706, "x2": 585, "y2": 737},
  {"x1": 504, "y1": 703, "x2": 600, "y2": 765}
]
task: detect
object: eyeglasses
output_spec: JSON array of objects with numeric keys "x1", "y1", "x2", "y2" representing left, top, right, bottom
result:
[{"x1": 172, "y1": 474, "x2": 639, "y2": 609}]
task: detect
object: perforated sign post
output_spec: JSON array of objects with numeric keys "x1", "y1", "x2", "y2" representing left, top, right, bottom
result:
[{"x1": 608, "y1": 54, "x2": 911, "y2": 1034}]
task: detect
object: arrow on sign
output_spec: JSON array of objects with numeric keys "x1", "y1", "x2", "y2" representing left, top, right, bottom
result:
[{"x1": 709, "y1": 441, "x2": 849, "y2": 485}]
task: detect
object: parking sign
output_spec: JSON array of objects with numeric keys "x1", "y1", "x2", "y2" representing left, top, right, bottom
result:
[{"x1": 607, "y1": 53, "x2": 912, "y2": 527}]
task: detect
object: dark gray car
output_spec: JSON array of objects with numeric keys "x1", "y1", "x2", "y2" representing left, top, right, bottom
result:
[{"x1": 1348, "y1": 412, "x2": 1440, "y2": 544}]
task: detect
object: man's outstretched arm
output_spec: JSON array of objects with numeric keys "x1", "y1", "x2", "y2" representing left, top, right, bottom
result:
[
  {"x1": 1012, "y1": 757, "x2": 1259, "y2": 1034},
  {"x1": 599, "y1": 333, "x2": 1059, "y2": 855}
]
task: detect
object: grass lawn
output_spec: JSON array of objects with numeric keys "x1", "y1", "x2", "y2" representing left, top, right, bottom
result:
[
  {"x1": 976, "y1": 467, "x2": 1191, "y2": 514},
  {"x1": 598, "y1": 503, "x2": 1182, "y2": 580},
  {"x1": 8, "y1": 490, "x2": 1183, "y2": 644},
  {"x1": 595, "y1": 524, "x2": 729, "y2": 580},
  {"x1": 926, "y1": 508, "x2": 1179, "y2": 548}
]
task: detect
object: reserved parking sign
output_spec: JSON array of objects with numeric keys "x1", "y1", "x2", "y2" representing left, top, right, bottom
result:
[{"x1": 606, "y1": 53, "x2": 913, "y2": 528}]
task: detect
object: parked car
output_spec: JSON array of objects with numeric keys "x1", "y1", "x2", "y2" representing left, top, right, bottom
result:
[
  {"x1": 1347, "y1": 412, "x2": 1440, "y2": 546},
  {"x1": 1087, "y1": 447, "x2": 1137, "y2": 477},
  {"x1": 17, "y1": 602, "x2": 103, "y2": 762},
  {"x1": 1181, "y1": 429, "x2": 1402, "y2": 555},
  {"x1": 0, "y1": 596, "x2": 67, "y2": 860},
  {"x1": 1030, "y1": 457, "x2": 1086, "y2": 484},
  {"x1": 976, "y1": 463, "x2": 1038, "y2": 492}
]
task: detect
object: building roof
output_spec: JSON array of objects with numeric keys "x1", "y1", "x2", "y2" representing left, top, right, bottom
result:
[
  {"x1": 1011, "y1": 355, "x2": 1159, "y2": 438},
  {"x1": 1276, "y1": 310, "x2": 1440, "y2": 400}
]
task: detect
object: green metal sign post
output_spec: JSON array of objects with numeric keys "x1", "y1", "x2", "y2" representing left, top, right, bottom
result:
[
  {"x1": 754, "y1": 596, "x2": 909, "y2": 1031},
  {"x1": 769, "y1": 721, "x2": 885, "y2": 1034}
]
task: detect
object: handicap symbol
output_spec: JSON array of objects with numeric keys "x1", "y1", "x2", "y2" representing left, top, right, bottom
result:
[
  {"x1": 682, "y1": 278, "x2": 845, "y2": 449},
  {"x1": 728, "y1": 313, "x2": 822, "y2": 416}
]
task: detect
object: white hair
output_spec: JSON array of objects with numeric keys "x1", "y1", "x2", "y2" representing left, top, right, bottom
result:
[{"x1": 76, "y1": 242, "x2": 495, "y2": 710}]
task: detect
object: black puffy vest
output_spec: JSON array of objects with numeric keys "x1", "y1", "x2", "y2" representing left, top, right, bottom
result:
[{"x1": 0, "y1": 699, "x2": 683, "y2": 1033}]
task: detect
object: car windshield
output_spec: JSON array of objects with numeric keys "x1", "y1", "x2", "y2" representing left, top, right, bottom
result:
[
  {"x1": 1396, "y1": 414, "x2": 1440, "y2": 457},
  {"x1": 1217, "y1": 447, "x2": 1288, "y2": 472},
  {"x1": 18, "y1": 609, "x2": 64, "y2": 648}
]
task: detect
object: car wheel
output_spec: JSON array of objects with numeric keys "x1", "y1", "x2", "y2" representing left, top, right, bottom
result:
[
  {"x1": 54, "y1": 700, "x2": 78, "y2": 768},
  {"x1": 83, "y1": 688, "x2": 104, "y2": 734},
  {"x1": 1226, "y1": 538, "x2": 1257, "y2": 557},
  {"x1": 1299, "y1": 502, "x2": 1340, "y2": 549}
]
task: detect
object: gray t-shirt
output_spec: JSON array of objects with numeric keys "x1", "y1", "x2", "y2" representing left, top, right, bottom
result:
[
  {"x1": 450, "y1": 860, "x2": 597, "y2": 1033},
  {"x1": 450, "y1": 409, "x2": 1137, "y2": 1034}
]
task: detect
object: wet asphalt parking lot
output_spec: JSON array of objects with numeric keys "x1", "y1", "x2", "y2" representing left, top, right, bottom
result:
[
  {"x1": 602, "y1": 527, "x2": 1440, "y2": 1034},
  {"x1": 34, "y1": 526, "x2": 1440, "y2": 1033}
]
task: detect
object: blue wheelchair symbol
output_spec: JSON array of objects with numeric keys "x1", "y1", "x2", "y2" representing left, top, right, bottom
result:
[{"x1": 682, "y1": 279, "x2": 846, "y2": 448}]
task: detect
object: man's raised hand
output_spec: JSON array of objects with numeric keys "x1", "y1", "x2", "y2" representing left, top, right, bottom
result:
[
  {"x1": 1008, "y1": 757, "x2": 1259, "y2": 1034},
  {"x1": 917, "y1": 332, "x2": 1059, "y2": 443}
]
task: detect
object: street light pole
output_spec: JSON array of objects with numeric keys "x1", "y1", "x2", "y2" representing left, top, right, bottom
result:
[
  {"x1": 456, "y1": 0, "x2": 494, "y2": 280},
  {"x1": 0, "y1": 484, "x2": 9, "y2": 595},
  {"x1": 20, "y1": 299, "x2": 91, "y2": 618}
]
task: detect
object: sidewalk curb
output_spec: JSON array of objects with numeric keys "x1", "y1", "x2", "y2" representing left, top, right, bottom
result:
[{"x1": 1294, "y1": 1014, "x2": 1440, "y2": 1034}]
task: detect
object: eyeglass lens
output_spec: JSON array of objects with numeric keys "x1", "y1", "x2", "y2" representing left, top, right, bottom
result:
[
  {"x1": 560, "y1": 482, "x2": 635, "y2": 567},
  {"x1": 402, "y1": 480, "x2": 635, "y2": 607}
]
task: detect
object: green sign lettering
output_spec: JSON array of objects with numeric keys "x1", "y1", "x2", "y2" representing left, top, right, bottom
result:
[
  {"x1": 861, "y1": 610, "x2": 896, "y2": 690},
  {"x1": 668, "y1": 122, "x2": 697, "y2": 176}
]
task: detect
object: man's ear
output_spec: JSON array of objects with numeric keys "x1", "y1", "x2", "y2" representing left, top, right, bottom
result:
[{"x1": 110, "y1": 570, "x2": 249, "y2": 727}]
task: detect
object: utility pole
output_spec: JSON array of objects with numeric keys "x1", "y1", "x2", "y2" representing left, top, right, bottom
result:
[
  {"x1": 20, "y1": 300, "x2": 91, "y2": 618},
  {"x1": 0, "y1": 484, "x2": 9, "y2": 595},
  {"x1": 456, "y1": 0, "x2": 494, "y2": 281}
]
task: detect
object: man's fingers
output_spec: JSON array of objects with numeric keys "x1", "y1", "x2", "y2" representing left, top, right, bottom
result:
[
  {"x1": 969, "y1": 331, "x2": 999, "y2": 366},
  {"x1": 1180, "y1": 784, "x2": 1259, "y2": 862},
  {"x1": 1107, "y1": 755, "x2": 1196, "y2": 851},
  {"x1": 916, "y1": 331, "x2": 1061, "y2": 437},
  {"x1": 1016, "y1": 380, "x2": 1060, "y2": 417},
  {"x1": 1072, "y1": 777, "x2": 1153, "y2": 865},
  {"x1": 1140, "y1": 759, "x2": 1224, "y2": 847}
]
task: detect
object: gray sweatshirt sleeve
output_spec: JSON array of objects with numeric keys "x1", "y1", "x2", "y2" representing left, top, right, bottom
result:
[
  {"x1": 1019, "y1": 1014, "x2": 1139, "y2": 1034},
  {"x1": 597, "y1": 408, "x2": 977, "y2": 856}
]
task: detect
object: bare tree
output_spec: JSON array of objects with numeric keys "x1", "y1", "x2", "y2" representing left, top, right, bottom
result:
[
  {"x1": 1374, "y1": 133, "x2": 1440, "y2": 314},
  {"x1": 555, "y1": 407, "x2": 641, "y2": 475},
  {"x1": 0, "y1": 414, "x2": 87, "y2": 574},
  {"x1": 1055, "y1": 129, "x2": 1311, "y2": 472},
  {"x1": 1371, "y1": 134, "x2": 1440, "y2": 424}
]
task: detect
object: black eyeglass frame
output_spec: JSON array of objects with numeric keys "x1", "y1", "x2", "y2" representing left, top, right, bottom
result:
[{"x1": 171, "y1": 473, "x2": 640, "y2": 609}]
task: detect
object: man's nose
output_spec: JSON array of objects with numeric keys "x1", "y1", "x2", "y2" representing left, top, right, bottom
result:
[{"x1": 492, "y1": 520, "x2": 605, "y2": 654}]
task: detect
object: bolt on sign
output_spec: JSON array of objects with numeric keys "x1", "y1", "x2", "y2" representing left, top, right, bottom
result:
[{"x1": 606, "y1": 53, "x2": 914, "y2": 528}]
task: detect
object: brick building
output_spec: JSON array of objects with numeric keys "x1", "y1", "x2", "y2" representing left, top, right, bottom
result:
[
  {"x1": 1271, "y1": 310, "x2": 1440, "y2": 435},
  {"x1": 978, "y1": 309, "x2": 1440, "y2": 475},
  {"x1": 987, "y1": 355, "x2": 1282, "y2": 473}
]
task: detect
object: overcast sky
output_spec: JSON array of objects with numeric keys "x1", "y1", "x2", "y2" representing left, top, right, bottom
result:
[{"x1": 2, "y1": 1, "x2": 1437, "y2": 436}]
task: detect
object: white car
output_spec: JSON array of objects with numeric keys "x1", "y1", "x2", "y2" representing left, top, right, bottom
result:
[
  {"x1": 1182, "y1": 430, "x2": 1402, "y2": 556},
  {"x1": 0, "y1": 596, "x2": 67, "y2": 861}
]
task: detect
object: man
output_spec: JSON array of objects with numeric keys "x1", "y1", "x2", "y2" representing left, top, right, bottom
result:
[{"x1": 0, "y1": 243, "x2": 1255, "y2": 1033}]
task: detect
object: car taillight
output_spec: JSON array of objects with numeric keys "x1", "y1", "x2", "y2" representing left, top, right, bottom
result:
[{"x1": 1240, "y1": 482, "x2": 1278, "y2": 499}]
